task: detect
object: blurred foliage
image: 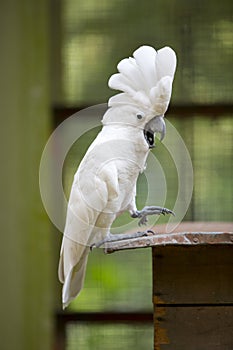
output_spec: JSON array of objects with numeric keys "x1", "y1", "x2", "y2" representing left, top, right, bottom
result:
[{"x1": 59, "y1": 0, "x2": 233, "y2": 105}]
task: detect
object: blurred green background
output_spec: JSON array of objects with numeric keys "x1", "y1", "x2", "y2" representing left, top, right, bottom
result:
[{"x1": 0, "y1": 0, "x2": 232, "y2": 349}]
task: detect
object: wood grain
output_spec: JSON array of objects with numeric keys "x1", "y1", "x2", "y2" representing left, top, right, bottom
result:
[
  {"x1": 154, "y1": 306, "x2": 233, "y2": 350},
  {"x1": 153, "y1": 245, "x2": 233, "y2": 304}
]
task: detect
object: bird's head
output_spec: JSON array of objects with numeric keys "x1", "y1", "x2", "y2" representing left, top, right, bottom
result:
[
  {"x1": 102, "y1": 45, "x2": 176, "y2": 147},
  {"x1": 102, "y1": 104, "x2": 166, "y2": 148}
]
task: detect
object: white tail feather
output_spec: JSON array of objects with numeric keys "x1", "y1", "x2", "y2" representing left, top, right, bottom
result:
[{"x1": 61, "y1": 248, "x2": 89, "y2": 309}]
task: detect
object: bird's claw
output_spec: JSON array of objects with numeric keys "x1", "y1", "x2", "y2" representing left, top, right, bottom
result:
[
  {"x1": 133, "y1": 205, "x2": 175, "y2": 226},
  {"x1": 161, "y1": 208, "x2": 175, "y2": 216},
  {"x1": 138, "y1": 216, "x2": 148, "y2": 226},
  {"x1": 90, "y1": 230, "x2": 155, "y2": 249}
]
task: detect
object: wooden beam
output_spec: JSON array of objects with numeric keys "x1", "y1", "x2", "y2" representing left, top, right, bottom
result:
[
  {"x1": 104, "y1": 222, "x2": 233, "y2": 253},
  {"x1": 52, "y1": 104, "x2": 233, "y2": 126}
]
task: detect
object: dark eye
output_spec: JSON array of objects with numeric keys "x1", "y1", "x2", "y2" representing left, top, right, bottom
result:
[{"x1": 137, "y1": 113, "x2": 143, "y2": 120}]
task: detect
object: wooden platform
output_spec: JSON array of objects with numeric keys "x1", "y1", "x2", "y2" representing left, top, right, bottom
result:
[
  {"x1": 105, "y1": 222, "x2": 233, "y2": 350},
  {"x1": 105, "y1": 222, "x2": 233, "y2": 253}
]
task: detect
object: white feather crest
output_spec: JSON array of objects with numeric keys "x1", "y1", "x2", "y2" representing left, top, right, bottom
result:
[{"x1": 108, "y1": 45, "x2": 176, "y2": 115}]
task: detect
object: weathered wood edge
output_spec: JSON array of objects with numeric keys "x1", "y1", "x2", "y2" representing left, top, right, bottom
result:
[{"x1": 104, "y1": 232, "x2": 233, "y2": 254}]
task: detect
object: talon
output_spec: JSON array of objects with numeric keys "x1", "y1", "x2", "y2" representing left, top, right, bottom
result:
[
  {"x1": 142, "y1": 231, "x2": 149, "y2": 236},
  {"x1": 146, "y1": 229, "x2": 155, "y2": 235},
  {"x1": 131, "y1": 211, "x2": 139, "y2": 218},
  {"x1": 161, "y1": 207, "x2": 175, "y2": 216},
  {"x1": 165, "y1": 208, "x2": 175, "y2": 216},
  {"x1": 90, "y1": 243, "x2": 96, "y2": 251},
  {"x1": 138, "y1": 216, "x2": 148, "y2": 226}
]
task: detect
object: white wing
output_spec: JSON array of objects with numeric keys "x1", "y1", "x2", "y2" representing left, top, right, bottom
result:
[{"x1": 58, "y1": 141, "x2": 120, "y2": 308}]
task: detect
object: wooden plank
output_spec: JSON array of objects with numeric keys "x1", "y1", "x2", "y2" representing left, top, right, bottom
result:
[
  {"x1": 106, "y1": 231, "x2": 233, "y2": 253},
  {"x1": 154, "y1": 306, "x2": 233, "y2": 350},
  {"x1": 105, "y1": 223, "x2": 233, "y2": 253},
  {"x1": 153, "y1": 245, "x2": 233, "y2": 304}
]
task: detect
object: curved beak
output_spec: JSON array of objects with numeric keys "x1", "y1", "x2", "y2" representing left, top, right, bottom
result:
[
  {"x1": 145, "y1": 116, "x2": 166, "y2": 141},
  {"x1": 159, "y1": 117, "x2": 166, "y2": 141}
]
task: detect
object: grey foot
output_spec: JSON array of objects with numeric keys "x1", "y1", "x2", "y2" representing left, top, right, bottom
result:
[
  {"x1": 131, "y1": 205, "x2": 175, "y2": 226},
  {"x1": 91, "y1": 230, "x2": 154, "y2": 249}
]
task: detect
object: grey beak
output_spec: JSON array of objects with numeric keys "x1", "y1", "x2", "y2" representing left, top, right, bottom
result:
[
  {"x1": 143, "y1": 116, "x2": 166, "y2": 148},
  {"x1": 145, "y1": 115, "x2": 166, "y2": 141},
  {"x1": 159, "y1": 118, "x2": 166, "y2": 141}
]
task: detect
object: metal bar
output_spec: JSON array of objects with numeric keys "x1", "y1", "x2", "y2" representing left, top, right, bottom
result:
[{"x1": 56, "y1": 311, "x2": 153, "y2": 324}]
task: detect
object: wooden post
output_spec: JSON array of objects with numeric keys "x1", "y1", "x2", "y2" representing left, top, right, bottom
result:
[
  {"x1": 153, "y1": 245, "x2": 233, "y2": 349},
  {"x1": 106, "y1": 222, "x2": 233, "y2": 349},
  {"x1": 0, "y1": 1, "x2": 53, "y2": 350}
]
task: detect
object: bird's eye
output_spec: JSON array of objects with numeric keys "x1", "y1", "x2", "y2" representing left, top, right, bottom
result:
[{"x1": 136, "y1": 113, "x2": 144, "y2": 120}]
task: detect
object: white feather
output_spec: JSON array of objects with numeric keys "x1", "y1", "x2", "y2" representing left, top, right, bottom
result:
[
  {"x1": 156, "y1": 47, "x2": 177, "y2": 80},
  {"x1": 117, "y1": 58, "x2": 148, "y2": 91},
  {"x1": 108, "y1": 45, "x2": 177, "y2": 114},
  {"x1": 108, "y1": 93, "x2": 138, "y2": 107},
  {"x1": 108, "y1": 73, "x2": 137, "y2": 96},
  {"x1": 133, "y1": 45, "x2": 158, "y2": 89}
]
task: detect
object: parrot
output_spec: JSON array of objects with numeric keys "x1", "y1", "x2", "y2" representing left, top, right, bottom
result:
[{"x1": 58, "y1": 45, "x2": 177, "y2": 308}]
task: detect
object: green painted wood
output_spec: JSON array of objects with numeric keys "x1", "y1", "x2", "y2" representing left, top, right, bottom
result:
[{"x1": 0, "y1": 1, "x2": 53, "y2": 350}]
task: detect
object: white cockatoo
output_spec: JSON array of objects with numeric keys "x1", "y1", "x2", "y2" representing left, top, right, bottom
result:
[{"x1": 58, "y1": 45, "x2": 177, "y2": 308}]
